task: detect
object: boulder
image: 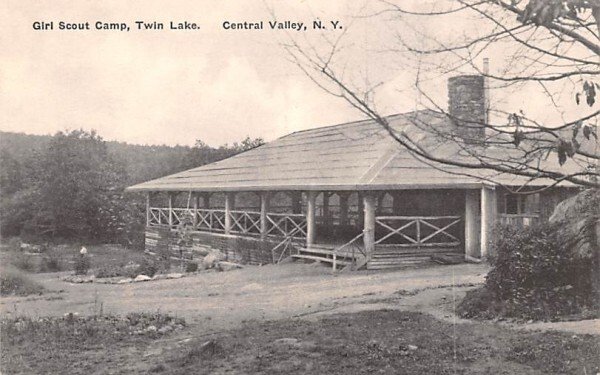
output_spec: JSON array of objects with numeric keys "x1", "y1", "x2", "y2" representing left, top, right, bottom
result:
[
  {"x1": 166, "y1": 273, "x2": 184, "y2": 279},
  {"x1": 217, "y1": 261, "x2": 243, "y2": 272},
  {"x1": 202, "y1": 253, "x2": 219, "y2": 269},
  {"x1": 549, "y1": 189, "x2": 599, "y2": 259},
  {"x1": 117, "y1": 278, "x2": 133, "y2": 284},
  {"x1": 134, "y1": 274, "x2": 152, "y2": 282}
]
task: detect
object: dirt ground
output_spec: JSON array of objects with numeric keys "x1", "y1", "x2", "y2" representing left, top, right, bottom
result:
[
  {"x1": 2, "y1": 262, "x2": 600, "y2": 374},
  {"x1": 2, "y1": 262, "x2": 598, "y2": 336}
]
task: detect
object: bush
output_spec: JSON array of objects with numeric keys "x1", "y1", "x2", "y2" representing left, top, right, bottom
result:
[
  {"x1": 134, "y1": 258, "x2": 169, "y2": 277},
  {"x1": 39, "y1": 253, "x2": 64, "y2": 272},
  {"x1": 10, "y1": 253, "x2": 35, "y2": 272},
  {"x1": 5, "y1": 237, "x2": 22, "y2": 252},
  {"x1": 185, "y1": 261, "x2": 198, "y2": 273},
  {"x1": 73, "y1": 254, "x2": 91, "y2": 275},
  {"x1": 459, "y1": 222, "x2": 597, "y2": 321},
  {"x1": 0, "y1": 266, "x2": 45, "y2": 296}
]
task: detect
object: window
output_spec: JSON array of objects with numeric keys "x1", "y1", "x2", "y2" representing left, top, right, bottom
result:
[{"x1": 504, "y1": 193, "x2": 540, "y2": 214}]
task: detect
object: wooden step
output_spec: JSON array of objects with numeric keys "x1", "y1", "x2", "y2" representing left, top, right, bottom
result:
[
  {"x1": 298, "y1": 247, "x2": 336, "y2": 256},
  {"x1": 367, "y1": 259, "x2": 432, "y2": 270},
  {"x1": 292, "y1": 254, "x2": 352, "y2": 266}
]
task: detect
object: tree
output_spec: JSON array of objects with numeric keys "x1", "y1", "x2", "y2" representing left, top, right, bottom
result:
[
  {"x1": 24, "y1": 130, "x2": 128, "y2": 240},
  {"x1": 286, "y1": 0, "x2": 599, "y2": 189}
]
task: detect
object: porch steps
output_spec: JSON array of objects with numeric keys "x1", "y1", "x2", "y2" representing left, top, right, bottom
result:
[
  {"x1": 367, "y1": 249, "x2": 463, "y2": 270},
  {"x1": 292, "y1": 245, "x2": 361, "y2": 269}
]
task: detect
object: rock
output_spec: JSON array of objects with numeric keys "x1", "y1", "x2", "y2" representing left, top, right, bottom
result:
[
  {"x1": 166, "y1": 273, "x2": 183, "y2": 279},
  {"x1": 134, "y1": 275, "x2": 152, "y2": 282},
  {"x1": 146, "y1": 325, "x2": 157, "y2": 333},
  {"x1": 273, "y1": 338, "x2": 300, "y2": 346},
  {"x1": 408, "y1": 345, "x2": 418, "y2": 351},
  {"x1": 217, "y1": 261, "x2": 243, "y2": 272},
  {"x1": 203, "y1": 253, "x2": 218, "y2": 269},
  {"x1": 117, "y1": 278, "x2": 133, "y2": 284}
]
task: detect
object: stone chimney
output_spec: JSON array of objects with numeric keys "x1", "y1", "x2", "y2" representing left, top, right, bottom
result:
[{"x1": 448, "y1": 74, "x2": 486, "y2": 143}]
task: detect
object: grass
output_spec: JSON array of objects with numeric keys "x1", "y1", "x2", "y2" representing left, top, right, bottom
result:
[
  {"x1": 154, "y1": 310, "x2": 600, "y2": 375},
  {"x1": 6, "y1": 308, "x2": 594, "y2": 374},
  {"x1": 1, "y1": 313, "x2": 185, "y2": 375},
  {"x1": 0, "y1": 265, "x2": 45, "y2": 296},
  {"x1": 0, "y1": 242, "x2": 161, "y2": 275}
]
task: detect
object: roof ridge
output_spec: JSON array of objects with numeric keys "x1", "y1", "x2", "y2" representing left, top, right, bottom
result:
[{"x1": 281, "y1": 111, "x2": 427, "y2": 139}]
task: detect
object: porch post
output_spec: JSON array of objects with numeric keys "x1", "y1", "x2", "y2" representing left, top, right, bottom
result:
[
  {"x1": 225, "y1": 192, "x2": 235, "y2": 235},
  {"x1": 192, "y1": 193, "x2": 198, "y2": 228},
  {"x1": 339, "y1": 192, "x2": 349, "y2": 226},
  {"x1": 465, "y1": 189, "x2": 481, "y2": 260},
  {"x1": 363, "y1": 193, "x2": 376, "y2": 257},
  {"x1": 306, "y1": 191, "x2": 317, "y2": 246},
  {"x1": 146, "y1": 192, "x2": 151, "y2": 226},
  {"x1": 260, "y1": 192, "x2": 270, "y2": 240},
  {"x1": 480, "y1": 186, "x2": 497, "y2": 259},
  {"x1": 168, "y1": 192, "x2": 174, "y2": 228}
]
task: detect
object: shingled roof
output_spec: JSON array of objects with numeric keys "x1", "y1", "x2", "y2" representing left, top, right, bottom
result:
[{"x1": 127, "y1": 110, "x2": 586, "y2": 192}]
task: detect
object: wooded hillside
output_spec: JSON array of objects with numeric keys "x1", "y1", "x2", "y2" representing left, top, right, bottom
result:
[{"x1": 0, "y1": 130, "x2": 263, "y2": 247}]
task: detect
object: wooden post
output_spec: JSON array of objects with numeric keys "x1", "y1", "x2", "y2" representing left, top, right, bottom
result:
[
  {"x1": 363, "y1": 193, "x2": 376, "y2": 258},
  {"x1": 168, "y1": 192, "x2": 174, "y2": 228},
  {"x1": 260, "y1": 192, "x2": 270, "y2": 240},
  {"x1": 339, "y1": 192, "x2": 349, "y2": 226},
  {"x1": 146, "y1": 192, "x2": 151, "y2": 226},
  {"x1": 225, "y1": 192, "x2": 235, "y2": 235},
  {"x1": 358, "y1": 192, "x2": 365, "y2": 227},
  {"x1": 192, "y1": 193, "x2": 198, "y2": 228},
  {"x1": 464, "y1": 189, "x2": 481, "y2": 260},
  {"x1": 480, "y1": 186, "x2": 497, "y2": 259},
  {"x1": 306, "y1": 191, "x2": 317, "y2": 246}
]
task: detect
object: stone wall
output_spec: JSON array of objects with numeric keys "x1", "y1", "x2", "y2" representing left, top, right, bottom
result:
[{"x1": 145, "y1": 226, "x2": 284, "y2": 265}]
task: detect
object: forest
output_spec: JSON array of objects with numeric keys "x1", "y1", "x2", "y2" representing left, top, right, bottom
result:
[{"x1": 0, "y1": 130, "x2": 263, "y2": 248}]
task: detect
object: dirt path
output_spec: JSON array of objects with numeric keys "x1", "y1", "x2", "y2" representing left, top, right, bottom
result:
[{"x1": 1, "y1": 262, "x2": 598, "y2": 336}]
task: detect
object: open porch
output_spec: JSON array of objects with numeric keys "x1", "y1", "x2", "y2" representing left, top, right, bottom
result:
[{"x1": 144, "y1": 186, "x2": 504, "y2": 270}]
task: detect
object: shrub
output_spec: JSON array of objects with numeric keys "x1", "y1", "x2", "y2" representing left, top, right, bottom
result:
[
  {"x1": 73, "y1": 254, "x2": 91, "y2": 275},
  {"x1": 95, "y1": 266, "x2": 126, "y2": 279},
  {"x1": 39, "y1": 253, "x2": 64, "y2": 272},
  {"x1": 10, "y1": 253, "x2": 35, "y2": 272},
  {"x1": 0, "y1": 265, "x2": 45, "y2": 296},
  {"x1": 134, "y1": 258, "x2": 169, "y2": 277},
  {"x1": 459, "y1": 222, "x2": 597, "y2": 320},
  {"x1": 185, "y1": 261, "x2": 198, "y2": 273},
  {"x1": 5, "y1": 237, "x2": 22, "y2": 252}
]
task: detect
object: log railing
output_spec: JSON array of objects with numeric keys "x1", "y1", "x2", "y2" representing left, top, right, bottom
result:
[
  {"x1": 332, "y1": 231, "x2": 366, "y2": 270},
  {"x1": 266, "y1": 213, "x2": 307, "y2": 239},
  {"x1": 375, "y1": 216, "x2": 461, "y2": 248},
  {"x1": 148, "y1": 207, "x2": 307, "y2": 239},
  {"x1": 499, "y1": 213, "x2": 539, "y2": 228}
]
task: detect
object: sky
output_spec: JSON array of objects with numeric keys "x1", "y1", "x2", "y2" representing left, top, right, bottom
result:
[
  {"x1": 1, "y1": 1, "x2": 593, "y2": 147},
  {"x1": 0, "y1": 1, "x2": 387, "y2": 146}
]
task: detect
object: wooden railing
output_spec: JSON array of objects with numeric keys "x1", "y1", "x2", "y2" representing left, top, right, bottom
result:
[
  {"x1": 332, "y1": 231, "x2": 365, "y2": 270},
  {"x1": 375, "y1": 216, "x2": 461, "y2": 248},
  {"x1": 229, "y1": 210, "x2": 261, "y2": 235},
  {"x1": 499, "y1": 213, "x2": 539, "y2": 228},
  {"x1": 148, "y1": 207, "x2": 307, "y2": 239},
  {"x1": 266, "y1": 212, "x2": 307, "y2": 239}
]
